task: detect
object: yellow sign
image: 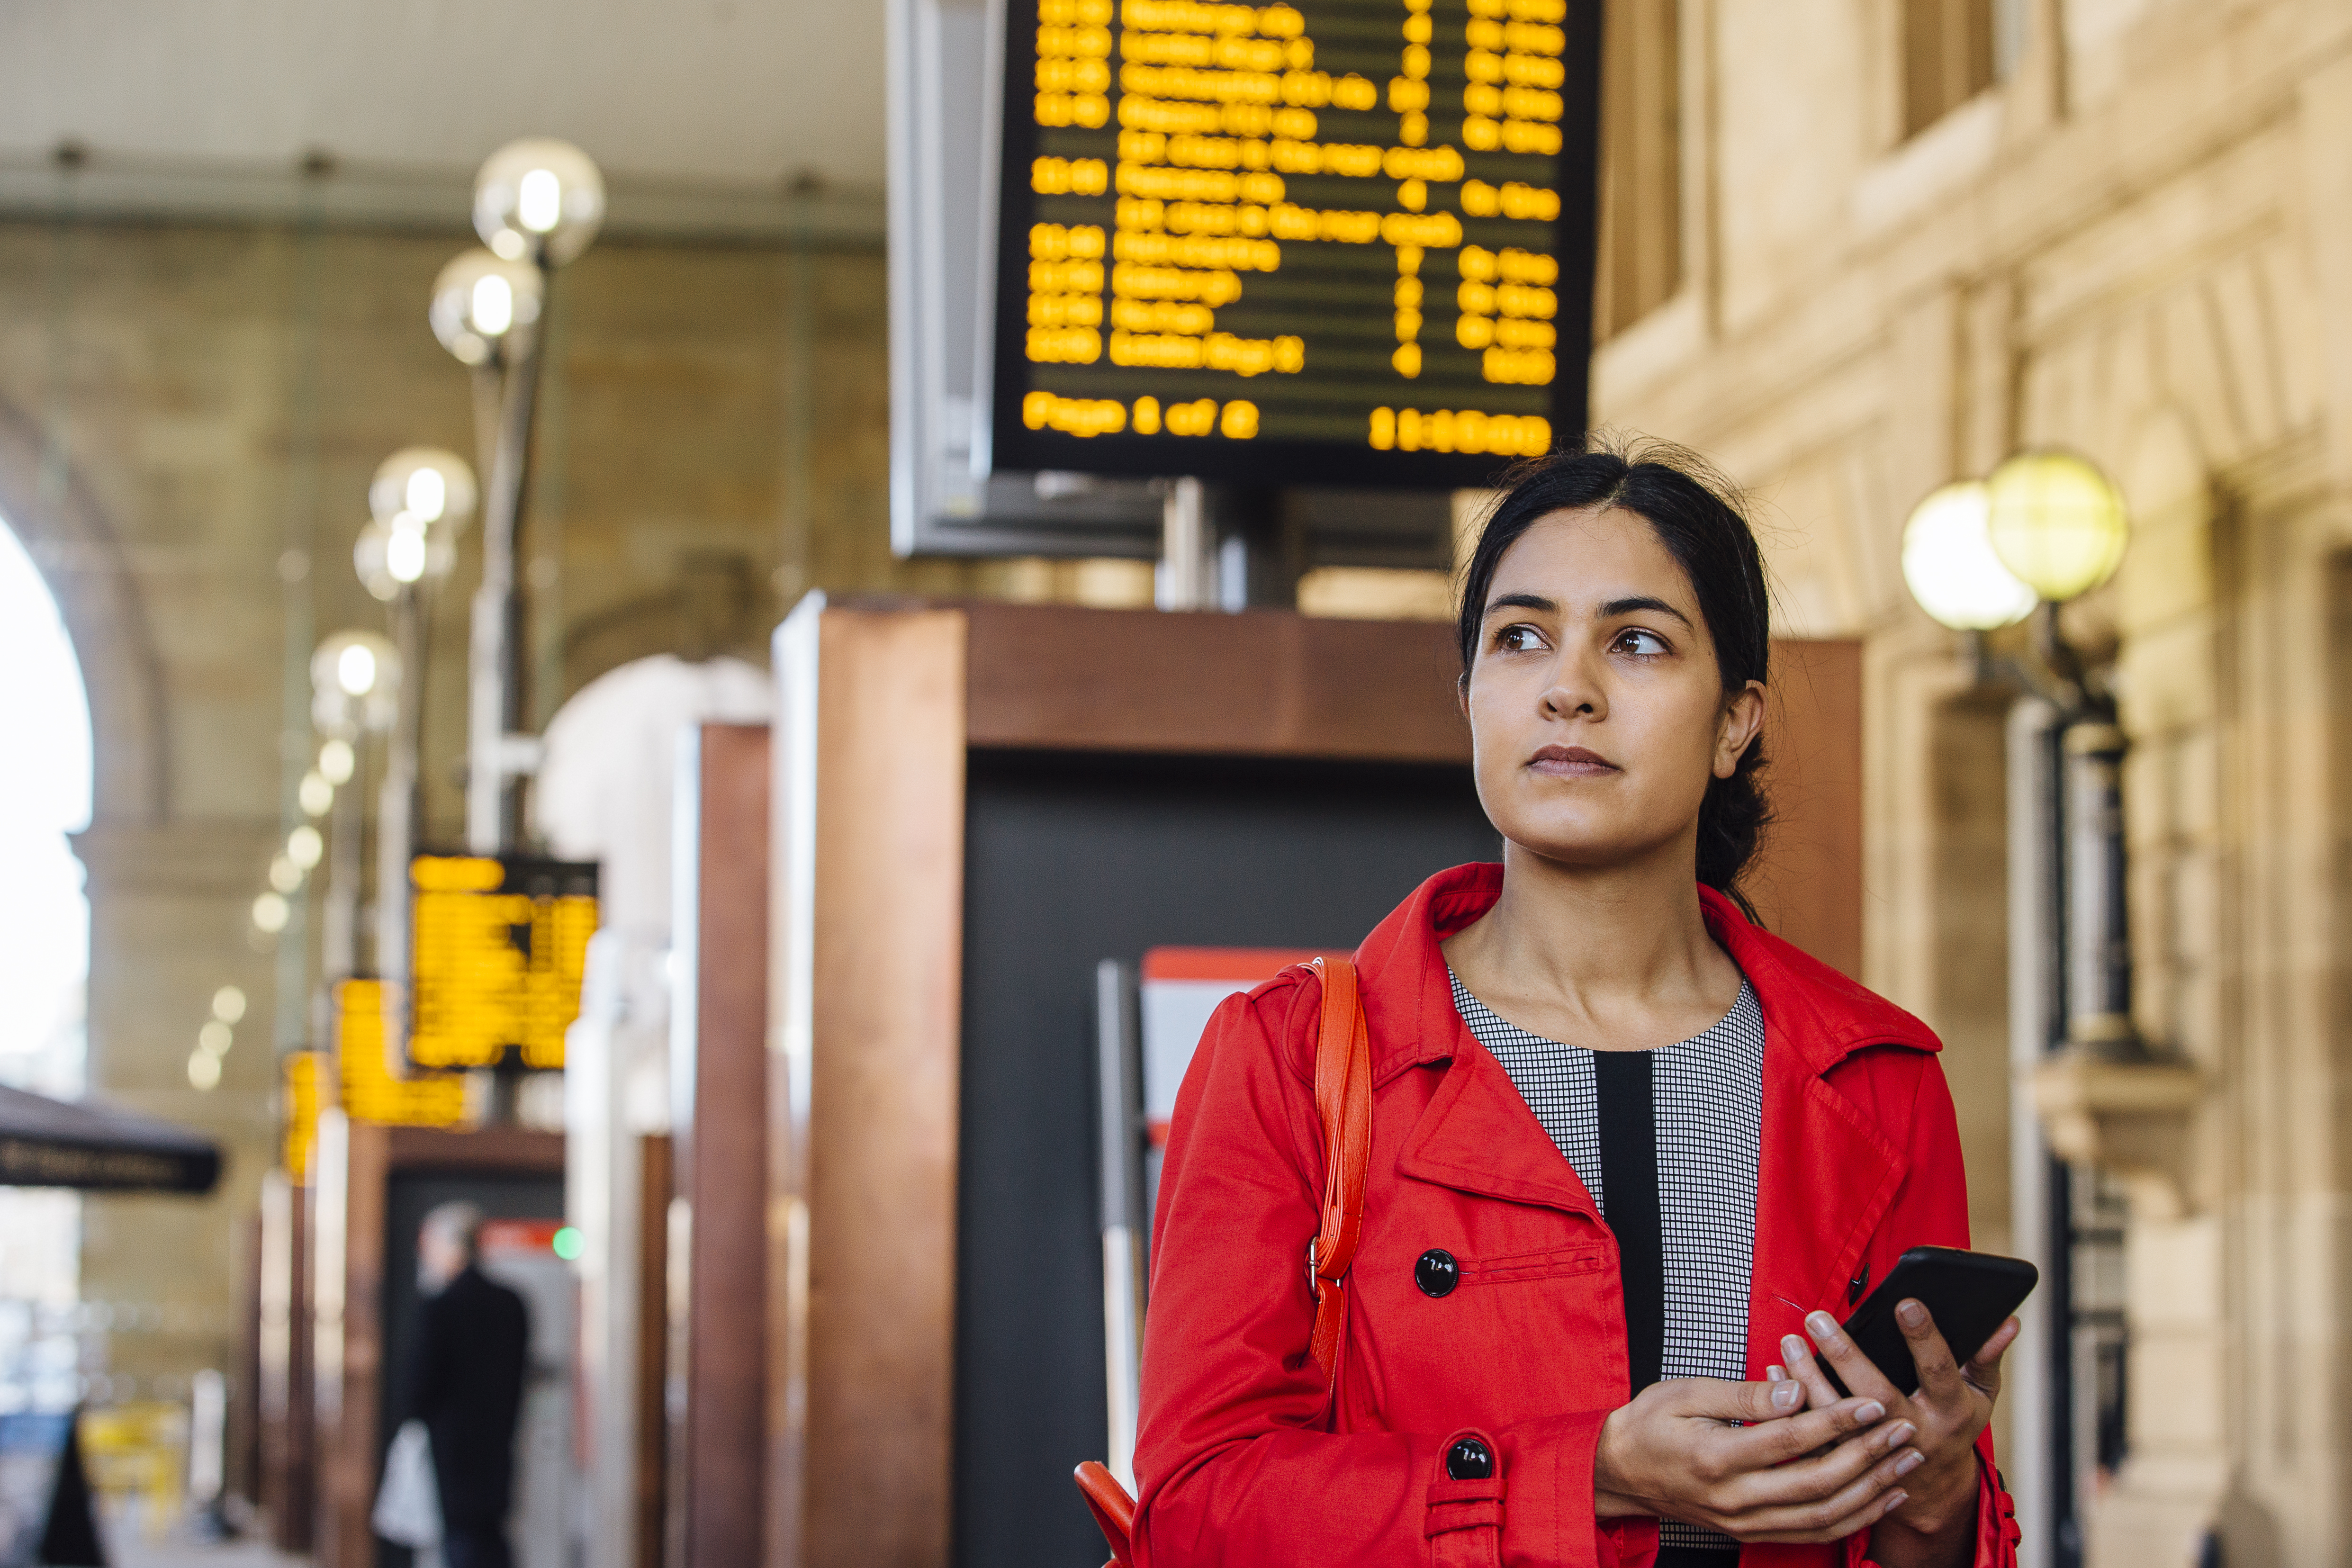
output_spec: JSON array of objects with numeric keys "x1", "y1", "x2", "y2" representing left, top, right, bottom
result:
[
  {"x1": 281, "y1": 1050, "x2": 327, "y2": 1182},
  {"x1": 337, "y1": 979, "x2": 466, "y2": 1127},
  {"x1": 410, "y1": 855, "x2": 598, "y2": 1070}
]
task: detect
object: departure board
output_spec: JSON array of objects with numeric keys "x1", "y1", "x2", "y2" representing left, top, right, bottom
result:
[
  {"x1": 408, "y1": 856, "x2": 598, "y2": 1072},
  {"x1": 990, "y1": 0, "x2": 1598, "y2": 488},
  {"x1": 334, "y1": 981, "x2": 466, "y2": 1128}
]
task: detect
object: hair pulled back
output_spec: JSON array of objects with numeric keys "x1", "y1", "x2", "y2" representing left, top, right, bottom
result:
[{"x1": 1455, "y1": 437, "x2": 1773, "y2": 913}]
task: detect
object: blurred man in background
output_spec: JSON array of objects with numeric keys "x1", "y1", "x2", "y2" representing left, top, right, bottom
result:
[{"x1": 406, "y1": 1202, "x2": 531, "y2": 1568}]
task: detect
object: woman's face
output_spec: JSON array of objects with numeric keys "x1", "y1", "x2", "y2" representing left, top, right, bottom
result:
[{"x1": 1463, "y1": 505, "x2": 1765, "y2": 874}]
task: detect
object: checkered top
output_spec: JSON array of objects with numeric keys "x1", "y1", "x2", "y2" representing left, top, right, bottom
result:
[{"x1": 1450, "y1": 971, "x2": 1765, "y2": 1559}]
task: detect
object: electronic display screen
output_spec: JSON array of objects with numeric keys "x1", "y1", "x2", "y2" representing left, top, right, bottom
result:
[
  {"x1": 408, "y1": 855, "x2": 598, "y2": 1072},
  {"x1": 990, "y1": 0, "x2": 1598, "y2": 488}
]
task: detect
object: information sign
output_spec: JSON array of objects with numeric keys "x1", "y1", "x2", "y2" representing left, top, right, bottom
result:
[
  {"x1": 991, "y1": 0, "x2": 1598, "y2": 487},
  {"x1": 408, "y1": 856, "x2": 599, "y2": 1071},
  {"x1": 336, "y1": 981, "x2": 465, "y2": 1127}
]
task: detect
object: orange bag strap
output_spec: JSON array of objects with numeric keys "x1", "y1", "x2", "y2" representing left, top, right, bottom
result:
[{"x1": 1304, "y1": 954, "x2": 1373, "y2": 1380}]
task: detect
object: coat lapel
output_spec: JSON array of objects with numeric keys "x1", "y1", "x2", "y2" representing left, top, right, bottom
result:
[
  {"x1": 1745, "y1": 1039, "x2": 1906, "y2": 1374},
  {"x1": 1395, "y1": 1036, "x2": 1601, "y2": 1219}
]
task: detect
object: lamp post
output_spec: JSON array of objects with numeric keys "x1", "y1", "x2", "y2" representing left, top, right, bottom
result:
[
  {"x1": 307, "y1": 631, "x2": 400, "y2": 987},
  {"x1": 433, "y1": 139, "x2": 603, "y2": 856},
  {"x1": 356, "y1": 448, "x2": 476, "y2": 1071},
  {"x1": 1902, "y1": 447, "x2": 2132, "y2": 1568}
]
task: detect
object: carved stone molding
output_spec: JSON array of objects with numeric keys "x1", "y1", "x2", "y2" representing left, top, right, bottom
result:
[{"x1": 2032, "y1": 1046, "x2": 2203, "y2": 1219}]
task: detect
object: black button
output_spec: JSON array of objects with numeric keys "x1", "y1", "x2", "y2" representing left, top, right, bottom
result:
[
  {"x1": 1445, "y1": 1437, "x2": 1493, "y2": 1480},
  {"x1": 1414, "y1": 1249, "x2": 1459, "y2": 1298}
]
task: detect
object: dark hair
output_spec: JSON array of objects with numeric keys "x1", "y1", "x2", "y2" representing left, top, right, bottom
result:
[{"x1": 1454, "y1": 437, "x2": 1773, "y2": 913}]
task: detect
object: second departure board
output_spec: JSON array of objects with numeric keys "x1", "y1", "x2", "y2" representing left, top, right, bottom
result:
[
  {"x1": 991, "y1": 0, "x2": 1598, "y2": 488},
  {"x1": 408, "y1": 855, "x2": 598, "y2": 1072}
]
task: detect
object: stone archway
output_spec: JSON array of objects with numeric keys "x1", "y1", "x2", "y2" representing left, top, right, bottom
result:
[{"x1": 0, "y1": 394, "x2": 169, "y2": 827}]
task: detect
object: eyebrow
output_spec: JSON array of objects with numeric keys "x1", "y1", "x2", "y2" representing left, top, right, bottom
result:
[{"x1": 1481, "y1": 591, "x2": 1695, "y2": 631}]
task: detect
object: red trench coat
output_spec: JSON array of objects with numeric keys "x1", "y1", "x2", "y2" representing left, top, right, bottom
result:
[{"x1": 1133, "y1": 864, "x2": 2020, "y2": 1568}]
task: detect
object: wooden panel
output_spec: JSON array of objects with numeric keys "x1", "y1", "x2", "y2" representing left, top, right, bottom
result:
[
  {"x1": 682, "y1": 724, "x2": 772, "y2": 1568},
  {"x1": 259, "y1": 1176, "x2": 314, "y2": 1553},
  {"x1": 962, "y1": 603, "x2": 1471, "y2": 762},
  {"x1": 796, "y1": 608, "x2": 965, "y2": 1568},
  {"x1": 636, "y1": 1135, "x2": 673, "y2": 1568},
  {"x1": 1747, "y1": 638, "x2": 1865, "y2": 978}
]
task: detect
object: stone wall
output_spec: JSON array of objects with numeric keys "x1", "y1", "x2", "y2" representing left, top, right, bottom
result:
[{"x1": 1595, "y1": 0, "x2": 2352, "y2": 1560}]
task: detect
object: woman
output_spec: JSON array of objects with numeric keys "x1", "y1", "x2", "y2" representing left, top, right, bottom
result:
[{"x1": 1133, "y1": 443, "x2": 2020, "y2": 1568}]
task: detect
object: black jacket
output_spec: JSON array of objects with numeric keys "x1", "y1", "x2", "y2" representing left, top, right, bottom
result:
[{"x1": 403, "y1": 1264, "x2": 530, "y2": 1529}]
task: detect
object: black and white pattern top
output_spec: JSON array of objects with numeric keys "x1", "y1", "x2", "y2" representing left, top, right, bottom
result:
[{"x1": 1450, "y1": 970, "x2": 1767, "y2": 1563}]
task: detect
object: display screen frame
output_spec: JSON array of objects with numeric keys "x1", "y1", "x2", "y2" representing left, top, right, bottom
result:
[{"x1": 984, "y1": 0, "x2": 1602, "y2": 490}]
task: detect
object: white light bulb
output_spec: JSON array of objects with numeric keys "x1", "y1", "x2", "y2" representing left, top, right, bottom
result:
[
  {"x1": 385, "y1": 526, "x2": 428, "y2": 584},
  {"x1": 288, "y1": 825, "x2": 324, "y2": 870},
  {"x1": 188, "y1": 1051, "x2": 221, "y2": 1091},
  {"x1": 1900, "y1": 481, "x2": 2039, "y2": 631},
  {"x1": 212, "y1": 985, "x2": 247, "y2": 1024},
  {"x1": 300, "y1": 771, "x2": 333, "y2": 817},
  {"x1": 337, "y1": 643, "x2": 378, "y2": 696},
  {"x1": 269, "y1": 856, "x2": 303, "y2": 894},
  {"x1": 405, "y1": 469, "x2": 447, "y2": 523},
  {"x1": 198, "y1": 1021, "x2": 232, "y2": 1056},
  {"x1": 519, "y1": 168, "x2": 563, "y2": 233},
  {"x1": 319, "y1": 739, "x2": 356, "y2": 784},
  {"x1": 473, "y1": 273, "x2": 514, "y2": 335},
  {"x1": 252, "y1": 892, "x2": 290, "y2": 934}
]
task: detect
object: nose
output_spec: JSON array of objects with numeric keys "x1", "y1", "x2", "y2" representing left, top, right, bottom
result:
[{"x1": 1538, "y1": 644, "x2": 1604, "y2": 721}]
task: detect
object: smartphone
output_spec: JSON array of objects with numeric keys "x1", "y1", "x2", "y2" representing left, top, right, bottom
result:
[{"x1": 1823, "y1": 1246, "x2": 2038, "y2": 1397}]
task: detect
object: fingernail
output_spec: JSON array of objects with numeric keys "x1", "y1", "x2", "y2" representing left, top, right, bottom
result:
[
  {"x1": 1895, "y1": 1451, "x2": 1924, "y2": 1478},
  {"x1": 1884, "y1": 1422, "x2": 1916, "y2": 1448},
  {"x1": 1897, "y1": 1299, "x2": 1927, "y2": 1329},
  {"x1": 1854, "y1": 1401, "x2": 1884, "y2": 1424},
  {"x1": 1767, "y1": 1364, "x2": 1786, "y2": 1382},
  {"x1": 1883, "y1": 1490, "x2": 1909, "y2": 1514},
  {"x1": 1771, "y1": 1380, "x2": 1802, "y2": 1411},
  {"x1": 1781, "y1": 1334, "x2": 1808, "y2": 1362},
  {"x1": 1807, "y1": 1311, "x2": 1840, "y2": 1340}
]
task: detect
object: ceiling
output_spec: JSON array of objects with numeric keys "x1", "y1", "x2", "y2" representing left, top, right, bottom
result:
[{"x1": 0, "y1": 0, "x2": 888, "y2": 196}]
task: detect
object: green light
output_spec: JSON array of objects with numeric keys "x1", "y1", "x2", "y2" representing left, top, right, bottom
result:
[{"x1": 552, "y1": 1226, "x2": 583, "y2": 1262}]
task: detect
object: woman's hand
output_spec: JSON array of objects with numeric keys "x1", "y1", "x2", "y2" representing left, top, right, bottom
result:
[
  {"x1": 1779, "y1": 1303, "x2": 2020, "y2": 1568},
  {"x1": 1593, "y1": 1374, "x2": 1925, "y2": 1542}
]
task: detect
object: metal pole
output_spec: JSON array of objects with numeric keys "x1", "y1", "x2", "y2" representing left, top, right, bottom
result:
[
  {"x1": 321, "y1": 748, "x2": 362, "y2": 982},
  {"x1": 1157, "y1": 477, "x2": 1213, "y2": 611},
  {"x1": 378, "y1": 584, "x2": 424, "y2": 1073},
  {"x1": 2004, "y1": 694, "x2": 2062, "y2": 1568},
  {"x1": 467, "y1": 279, "x2": 548, "y2": 854},
  {"x1": 2062, "y1": 722, "x2": 2136, "y2": 1053}
]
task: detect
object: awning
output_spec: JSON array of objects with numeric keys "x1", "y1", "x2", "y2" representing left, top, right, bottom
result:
[{"x1": 0, "y1": 1087, "x2": 221, "y2": 1194}]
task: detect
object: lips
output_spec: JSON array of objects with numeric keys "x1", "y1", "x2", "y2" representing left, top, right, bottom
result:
[{"x1": 1527, "y1": 744, "x2": 1618, "y2": 777}]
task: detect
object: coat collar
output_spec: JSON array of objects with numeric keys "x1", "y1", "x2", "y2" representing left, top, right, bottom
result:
[{"x1": 1355, "y1": 864, "x2": 1942, "y2": 1341}]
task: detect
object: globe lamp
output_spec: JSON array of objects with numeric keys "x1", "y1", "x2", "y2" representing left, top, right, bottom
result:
[
  {"x1": 1901, "y1": 480, "x2": 2038, "y2": 631},
  {"x1": 1984, "y1": 449, "x2": 2129, "y2": 604},
  {"x1": 474, "y1": 138, "x2": 605, "y2": 267},
  {"x1": 310, "y1": 630, "x2": 401, "y2": 735},
  {"x1": 369, "y1": 448, "x2": 478, "y2": 532},
  {"x1": 430, "y1": 249, "x2": 544, "y2": 367}
]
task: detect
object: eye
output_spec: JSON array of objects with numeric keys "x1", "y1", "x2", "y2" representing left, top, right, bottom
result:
[
  {"x1": 1611, "y1": 627, "x2": 1671, "y2": 658},
  {"x1": 1493, "y1": 623, "x2": 1549, "y2": 654}
]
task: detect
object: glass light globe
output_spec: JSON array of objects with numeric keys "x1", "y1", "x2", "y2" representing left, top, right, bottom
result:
[
  {"x1": 1901, "y1": 480, "x2": 2039, "y2": 631},
  {"x1": 1984, "y1": 449, "x2": 2129, "y2": 603},
  {"x1": 252, "y1": 892, "x2": 290, "y2": 935},
  {"x1": 319, "y1": 738, "x2": 356, "y2": 784},
  {"x1": 357, "y1": 515, "x2": 458, "y2": 599},
  {"x1": 370, "y1": 448, "x2": 478, "y2": 531},
  {"x1": 430, "y1": 249, "x2": 545, "y2": 366},
  {"x1": 310, "y1": 631, "x2": 401, "y2": 735},
  {"x1": 211, "y1": 985, "x2": 247, "y2": 1024},
  {"x1": 288, "y1": 824, "x2": 324, "y2": 870},
  {"x1": 474, "y1": 138, "x2": 605, "y2": 267}
]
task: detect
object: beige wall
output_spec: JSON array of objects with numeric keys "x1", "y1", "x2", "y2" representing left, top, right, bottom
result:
[{"x1": 1595, "y1": 1, "x2": 2352, "y2": 1561}]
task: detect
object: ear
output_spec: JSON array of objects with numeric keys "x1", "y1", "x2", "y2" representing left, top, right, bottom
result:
[
  {"x1": 1713, "y1": 680, "x2": 1766, "y2": 779},
  {"x1": 1455, "y1": 672, "x2": 1471, "y2": 719}
]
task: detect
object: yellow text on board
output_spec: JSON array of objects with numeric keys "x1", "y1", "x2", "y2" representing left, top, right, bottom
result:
[{"x1": 410, "y1": 856, "x2": 597, "y2": 1070}]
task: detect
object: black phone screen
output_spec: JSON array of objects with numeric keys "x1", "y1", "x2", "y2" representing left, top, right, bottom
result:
[{"x1": 1825, "y1": 1246, "x2": 2038, "y2": 1397}]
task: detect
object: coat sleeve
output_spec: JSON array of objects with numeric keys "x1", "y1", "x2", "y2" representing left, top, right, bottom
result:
[
  {"x1": 1845, "y1": 1055, "x2": 2021, "y2": 1568},
  {"x1": 1131, "y1": 983, "x2": 1627, "y2": 1568}
]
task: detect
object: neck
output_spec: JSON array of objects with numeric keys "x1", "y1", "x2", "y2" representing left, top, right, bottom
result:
[{"x1": 1442, "y1": 833, "x2": 1738, "y2": 1044}]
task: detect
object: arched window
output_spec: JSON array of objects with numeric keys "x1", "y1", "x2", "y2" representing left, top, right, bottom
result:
[{"x1": 0, "y1": 512, "x2": 91, "y2": 1330}]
